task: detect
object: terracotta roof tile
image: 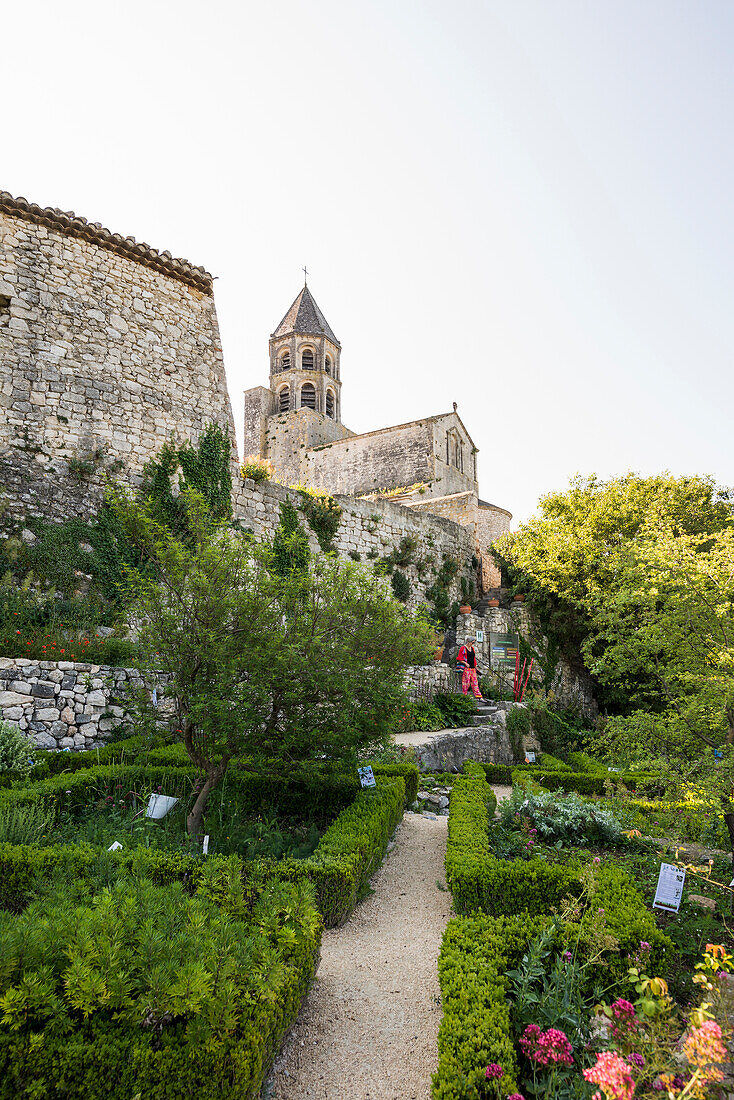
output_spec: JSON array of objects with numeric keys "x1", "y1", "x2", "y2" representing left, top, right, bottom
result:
[{"x1": 0, "y1": 192, "x2": 213, "y2": 294}]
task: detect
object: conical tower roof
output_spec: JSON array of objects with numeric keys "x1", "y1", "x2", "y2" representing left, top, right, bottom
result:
[{"x1": 271, "y1": 286, "x2": 340, "y2": 346}]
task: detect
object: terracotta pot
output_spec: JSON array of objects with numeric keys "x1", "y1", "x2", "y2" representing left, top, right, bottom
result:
[
  {"x1": 434, "y1": 647, "x2": 444, "y2": 661},
  {"x1": 487, "y1": 598, "x2": 500, "y2": 607},
  {"x1": 513, "y1": 594, "x2": 525, "y2": 602},
  {"x1": 459, "y1": 605, "x2": 472, "y2": 614}
]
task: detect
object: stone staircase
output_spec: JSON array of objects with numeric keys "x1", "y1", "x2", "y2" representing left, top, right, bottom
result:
[{"x1": 467, "y1": 697, "x2": 508, "y2": 727}]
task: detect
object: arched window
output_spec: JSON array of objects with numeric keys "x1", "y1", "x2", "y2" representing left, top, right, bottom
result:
[
  {"x1": 300, "y1": 382, "x2": 316, "y2": 409},
  {"x1": 325, "y1": 389, "x2": 335, "y2": 418},
  {"x1": 279, "y1": 350, "x2": 290, "y2": 372},
  {"x1": 302, "y1": 348, "x2": 314, "y2": 370},
  {"x1": 325, "y1": 356, "x2": 331, "y2": 375},
  {"x1": 278, "y1": 386, "x2": 290, "y2": 413}
]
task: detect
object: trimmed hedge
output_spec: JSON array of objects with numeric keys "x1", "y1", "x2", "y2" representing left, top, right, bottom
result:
[
  {"x1": 433, "y1": 914, "x2": 542, "y2": 1098},
  {"x1": 370, "y1": 761, "x2": 419, "y2": 806},
  {"x1": 0, "y1": 874, "x2": 321, "y2": 1100},
  {"x1": 262, "y1": 775, "x2": 405, "y2": 926},
  {"x1": 0, "y1": 773, "x2": 405, "y2": 928},
  {"x1": 437, "y1": 762, "x2": 673, "y2": 1098},
  {"x1": 0, "y1": 762, "x2": 359, "y2": 824}
]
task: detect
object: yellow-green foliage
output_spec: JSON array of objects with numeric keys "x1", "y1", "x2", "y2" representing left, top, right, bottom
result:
[{"x1": 0, "y1": 872, "x2": 321, "y2": 1100}]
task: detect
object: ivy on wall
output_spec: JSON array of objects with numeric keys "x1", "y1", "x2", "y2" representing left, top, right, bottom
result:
[{"x1": 297, "y1": 488, "x2": 342, "y2": 554}]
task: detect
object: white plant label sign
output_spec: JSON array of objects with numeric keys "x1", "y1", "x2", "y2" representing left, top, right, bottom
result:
[
  {"x1": 203, "y1": 835, "x2": 210, "y2": 855},
  {"x1": 476, "y1": 630, "x2": 484, "y2": 642},
  {"x1": 653, "y1": 863, "x2": 686, "y2": 913},
  {"x1": 358, "y1": 766, "x2": 376, "y2": 789},
  {"x1": 146, "y1": 793, "x2": 179, "y2": 819}
]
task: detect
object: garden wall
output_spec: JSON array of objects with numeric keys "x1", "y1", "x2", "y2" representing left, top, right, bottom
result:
[
  {"x1": 456, "y1": 605, "x2": 598, "y2": 718},
  {"x1": 0, "y1": 658, "x2": 166, "y2": 750},
  {"x1": 397, "y1": 702, "x2": 538, "y2": 772},
  {"x1": 233, "y1": 476, "x2": 476, "y2": 607}
]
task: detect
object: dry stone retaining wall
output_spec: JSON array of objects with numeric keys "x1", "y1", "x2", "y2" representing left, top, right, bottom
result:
[{"x1": 0, "y1": 658, "x2": 163, "y2": 750}]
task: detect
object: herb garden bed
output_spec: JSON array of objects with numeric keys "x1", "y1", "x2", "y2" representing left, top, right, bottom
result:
[{"x1": 434, "y1": 764, "x2": 730, "y2": 1100}]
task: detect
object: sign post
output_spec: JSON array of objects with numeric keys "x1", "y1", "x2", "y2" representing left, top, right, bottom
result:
[
  {"x1": 652, "y1": 863, "x2": 686, "y2": 913},
  {"x1": 357, "y1": 765, "x2": 376, "y2": 789}
]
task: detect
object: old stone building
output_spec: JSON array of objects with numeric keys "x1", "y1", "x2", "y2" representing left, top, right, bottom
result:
[
  {"x1": 0, "y1": 192, "x2": 236, "y2": 522},
  {"x1": 0, "y1": 191, "x2": 511, "y2": 593},
  {"x1": 244, "y1": 284, "x2": 512, "y2": 587}
]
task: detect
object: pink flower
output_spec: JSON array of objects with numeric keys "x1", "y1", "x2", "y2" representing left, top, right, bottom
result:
[
  {"x1": 519, "y1": 1025, "x2": 573, "y2": 1066},
  {"x1": 507, "y1": 1095, "x2": 525, "y2": 1100},
  {"x1": 583, "y1": 1052, "x2": 636, "y2": 1100},
  {"x1": 610, "y1": 999, "x2": 638, "y2": 1040},
  {"x1": 629, "y1": 1053, "x2": 645, "y2": 1068},
  {"x1": 593, "y1": 856, "x2": 601, "y2": 864}
]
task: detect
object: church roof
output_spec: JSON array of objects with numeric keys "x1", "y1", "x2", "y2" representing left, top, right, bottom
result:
[{"x1": 271, "y1": 286, "x2": 340, "y2": 346}]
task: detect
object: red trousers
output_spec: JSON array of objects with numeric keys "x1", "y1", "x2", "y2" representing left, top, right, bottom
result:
[{"x1": 462, "y1": 667, "x2": 482, "y2": 699}]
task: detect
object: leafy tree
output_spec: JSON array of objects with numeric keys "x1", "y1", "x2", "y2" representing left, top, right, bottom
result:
[
  {"x1": 119, "y1": 490, "x2": 433, "y2": 837},
  {"x1": 495, "y1": 473, "x2": 732, "y2": 711},
  {"x1": 499, "y1": 472, "x2": 734, "y2": 866}
]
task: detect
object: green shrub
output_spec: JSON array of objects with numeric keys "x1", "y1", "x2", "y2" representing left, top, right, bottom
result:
[
  {"x1": 433, "y1": 914, "x2": 534, "y2": 1098},
  {"x1": 567, "y1": 750, "x2": 604, "y2": 774},
  {"x1": 537, "y1": 752, "x2": 571, "y2": 771},
  {"x1": 481, "y1": 764, "x2": 514, "y2": 784},
  {"x1": 403, "y1": 701, "x2": 445, "y2": 732},
  {"x1": 370, "y1": 761, "x2": 419, "y2": 806},
  {"x1": 0, "y1": 722, "x2": 34, "y2": 776},
  {"x1": 434, "y1": 692, "x2": 477, "y2": 728},
  {"x1": 265, "y1": 775, "x2": 405, "y2": 926},
  {"x1": 498, "y1": 785, "x2": 630, "y2": 847},
  {"x1": 0, "y1": 871, "x2": 321, "y2": 1100},
  {"x1": 390, "y1": 569, "x2": 411, "y2": 602},
  {"x1": 0, "y1": 802, "x2": 56, "y2": 846}
]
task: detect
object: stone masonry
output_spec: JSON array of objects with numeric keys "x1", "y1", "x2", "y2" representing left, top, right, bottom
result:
[
  {"x1": 0, "y1": 193, "x2": 236, "y2": 523},
  {"x1": 233, "y1": 476, "x2": 476, "y2": 607},
  {"x1": 0, "y1": 658, "x2": 166, "y2": 749}
]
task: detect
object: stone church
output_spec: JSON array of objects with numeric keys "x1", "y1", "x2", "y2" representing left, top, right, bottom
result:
[{"x1": 244, "y1": 285, "x2": 511, "y2": 588}]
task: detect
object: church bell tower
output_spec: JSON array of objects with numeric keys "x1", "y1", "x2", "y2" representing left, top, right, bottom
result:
[{"x1": 268, "y1": 284, "x2": 342, "y2": 423}]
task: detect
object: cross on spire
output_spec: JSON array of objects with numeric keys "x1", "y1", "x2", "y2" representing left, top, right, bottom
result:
[{"x1": 303, "y1": 265, "x2": 308, "y2": 285}]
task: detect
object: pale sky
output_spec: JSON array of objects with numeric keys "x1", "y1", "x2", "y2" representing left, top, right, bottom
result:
[{"x1": 4, "y1": 0, "x2": 732, "y2": 524}]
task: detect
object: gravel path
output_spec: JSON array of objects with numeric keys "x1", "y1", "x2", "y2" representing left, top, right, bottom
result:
[{"x1": 264, "y1": 811, "x2": 451, "y2": 1100}]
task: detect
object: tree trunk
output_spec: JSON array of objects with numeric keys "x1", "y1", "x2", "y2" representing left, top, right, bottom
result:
[{"x1": 186, "y1": 758, "x2": 229, "y2": 840}]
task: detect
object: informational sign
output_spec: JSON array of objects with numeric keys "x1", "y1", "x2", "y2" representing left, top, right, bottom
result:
[
  {"x1": 358, "y1": 765, "x2": 376, "y2": 789},
  {"x1": 489, "y1": 631, "x2": 520, "y2": 671},
  {"x1": 525, "y1": 751, "x2": 536, "y2": 764},
  {"x1": 476, "y1": 630, "x2": 484, "y2": 643},
  {"x1": 653, "y1": 863, "x2": 686, "y2": 913}
]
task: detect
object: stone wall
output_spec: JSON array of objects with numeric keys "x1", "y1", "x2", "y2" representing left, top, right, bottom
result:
[
  {"x1": 0, "y1": 194, "x2": 236, "y2": 523},
  {"x1": 0, "y1": 658, "x2": 163, "y2": 749},
  {"x1": 407, "y1": 492, "x2": 511, "y2": 589},
  {"x1": 396, "y1": 702, "x2": 536, "y2": 772},
  {"x1": 262, "y1": 407, "x2": 352, "y2": 486},
  {"x1": 456, "y1": 604, "x2": 599, "y2": 718},
  {"x1": 404, "y1": 663, "x2": 457, "y2": 700},
  {"x1": 232, "y1": 476, "x2": 475, "y2": 607}
]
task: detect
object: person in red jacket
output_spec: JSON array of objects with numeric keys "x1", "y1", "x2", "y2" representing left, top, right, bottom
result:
[{"x1": 457, "y1": 639, "x2": 483, "y2": 700}]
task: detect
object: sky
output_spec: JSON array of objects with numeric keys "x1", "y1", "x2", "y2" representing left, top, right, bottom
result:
[{"x1": 3, "y1": 0, "x2": 733, "y2": 524}]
